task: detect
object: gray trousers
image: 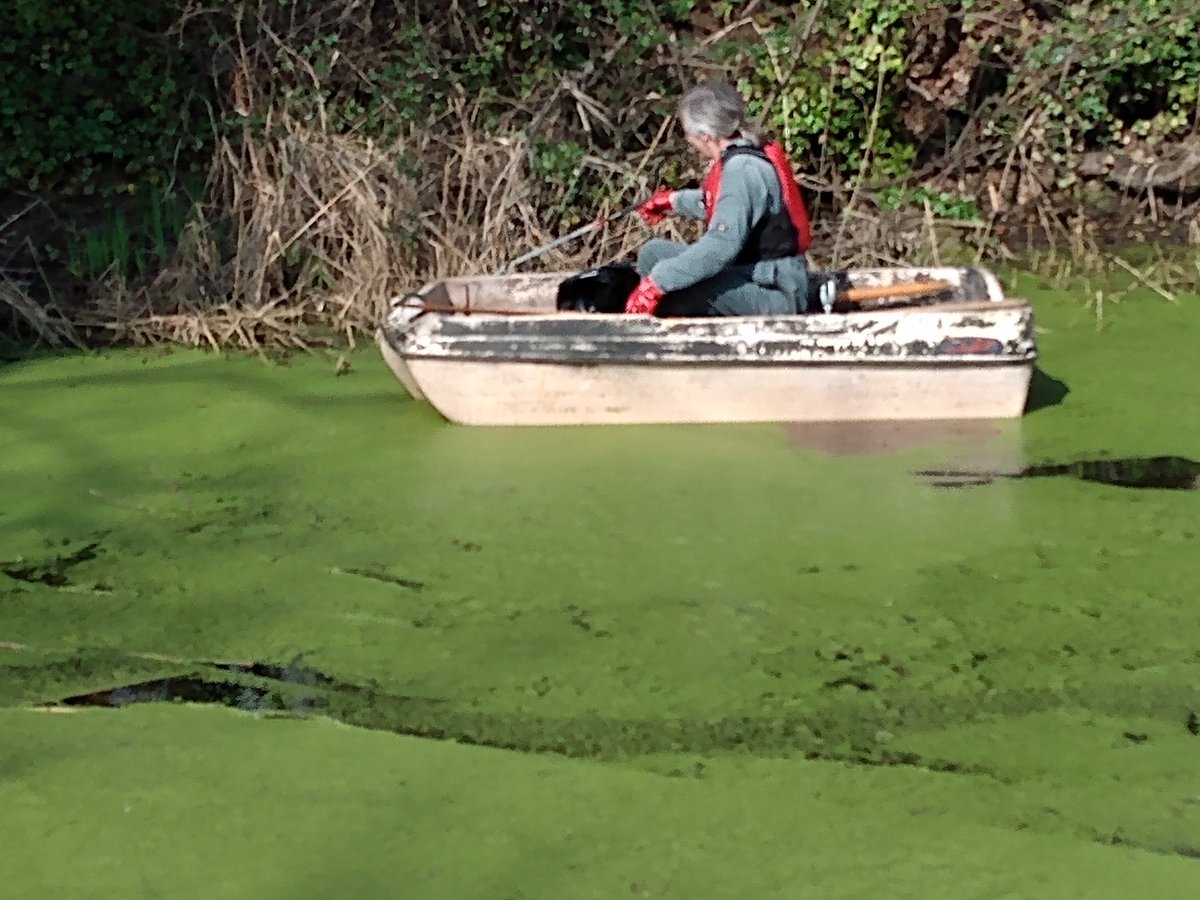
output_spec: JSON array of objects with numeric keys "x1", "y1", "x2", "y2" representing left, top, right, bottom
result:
[{"x1": 636, "y1": 239, "x2": 805, "y2": 316}]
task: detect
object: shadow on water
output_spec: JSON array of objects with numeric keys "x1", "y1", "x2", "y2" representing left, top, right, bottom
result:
[
  {"x1": 1025, "y1": 366, "x2": 1070, "y2": 414},
  {"x1": 917, "y1": 455, "x2": 1200, "y2": 490}
]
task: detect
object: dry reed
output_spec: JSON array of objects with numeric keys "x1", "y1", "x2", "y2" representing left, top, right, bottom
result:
[{"x1": 3, "y1": 53, "x2": 1197, "y2": 353}]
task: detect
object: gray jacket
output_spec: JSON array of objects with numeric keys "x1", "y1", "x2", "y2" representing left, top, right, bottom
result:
[{"x1": 650, "y1": 144, "x2": 809, "y2": 306}]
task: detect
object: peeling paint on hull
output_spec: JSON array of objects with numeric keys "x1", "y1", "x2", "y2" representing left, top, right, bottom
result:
[{"x1": 378, "y1": 267, "x2": 1038, "y2": 426}]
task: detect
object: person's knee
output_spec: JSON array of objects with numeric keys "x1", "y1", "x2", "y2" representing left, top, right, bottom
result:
[
  {"x1": 711, "y1": 285, "x2": 791, "y2": 316},
  {"x1": 637, "y1": 239, "x2": 682, "y2": 275}
]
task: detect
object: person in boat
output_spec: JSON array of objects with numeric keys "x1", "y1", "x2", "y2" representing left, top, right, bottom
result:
[{"x1": 625, "y1": 79, "x2": 813, "y2": 317}]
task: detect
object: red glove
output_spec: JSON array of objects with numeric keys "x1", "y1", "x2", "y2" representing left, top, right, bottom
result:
[
  {"x1": 637, "y1": 188, "x2": 675, "y2": 225},
  {"x1": 624, "y1": 276, "x2": 665, "y2": 315}
]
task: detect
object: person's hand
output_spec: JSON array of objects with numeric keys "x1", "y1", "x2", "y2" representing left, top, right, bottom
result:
[
  {"x1": 624, "y1": 276, "x2": 665, "y2": 315},
  {"x1": 637, "y1": 188, "x2": 675, "y2": 226}
]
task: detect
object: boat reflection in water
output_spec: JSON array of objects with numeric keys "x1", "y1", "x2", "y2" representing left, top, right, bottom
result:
[
  {"x1": 787, "y1": 418, "x2": 1200, "y2": 492},
  {"x1": 785, "y1": 417, "x2": 1027, "y2": 485}
]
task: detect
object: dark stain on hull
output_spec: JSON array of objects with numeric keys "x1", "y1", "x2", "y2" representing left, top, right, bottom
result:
[{"x1": 918, "y1": 455, "x2": 1200, "y2": 490}]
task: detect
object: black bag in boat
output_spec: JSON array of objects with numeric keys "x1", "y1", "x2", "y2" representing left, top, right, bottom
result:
[{"x1": 556, "y1": 261, "x2": 640, "y2": 313}]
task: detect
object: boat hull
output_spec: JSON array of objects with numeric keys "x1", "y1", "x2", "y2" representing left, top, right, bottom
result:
[
  {"x1": 378, "y1": 267, "x2": 1038, "y2": 427},
  {"x1": 398, "y1": 356, "x2": 1034, "y2": 426},
  {"x1": 375, "y1": 327, "x2": 426, "y2": 401}
]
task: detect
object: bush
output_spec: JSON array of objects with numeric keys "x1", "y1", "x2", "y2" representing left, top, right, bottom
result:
[
  {"x1": 1010, "y1": 3, "x2": 1200, "y2": 164},
  {"x1": 0, "y1": 0, "x2": 210, "y2": 194},
  {"x1": 736, "y1": 0, "x2": 920, "y2": 179},
  {"x1": 4, "y1": 0, "x2": 1199, "y2": 350}
]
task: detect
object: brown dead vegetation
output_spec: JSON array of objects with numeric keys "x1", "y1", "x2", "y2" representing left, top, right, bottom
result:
[{"x1": 2, "y1": 0, "x2": 1198, "y2": 352}]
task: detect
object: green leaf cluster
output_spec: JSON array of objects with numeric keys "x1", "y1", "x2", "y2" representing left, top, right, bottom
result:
[
  {"x1": 1, "y1": 0, "x2": 208, "y2": 194},
  {"x1": 737, "y1": 0, "x2": 919, "y2": 179},
  {"x1": 1019, "y1": 3, "x2": 1200, "y2": 147}
]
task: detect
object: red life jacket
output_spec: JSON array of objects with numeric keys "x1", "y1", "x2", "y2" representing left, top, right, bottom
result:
[{"x1": 700, "y1": 140, "x2": 812, "y2": 256}]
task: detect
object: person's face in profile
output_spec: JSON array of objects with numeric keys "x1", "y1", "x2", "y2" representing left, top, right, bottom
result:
[{"x1": 685, "y1": 129, "x2": 722, "y2": 162}]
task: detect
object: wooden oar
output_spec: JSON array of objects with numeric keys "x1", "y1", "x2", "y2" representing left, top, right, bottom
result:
[
  {"x1": 391, "y1": 279, "x2": 957, "y2": 318},
  {"x1": 837, "y1": 280, "x2": 954, "y2": 303},
  {"x1": 815, "y1": 278, "x2": 954, "y2": 313}
]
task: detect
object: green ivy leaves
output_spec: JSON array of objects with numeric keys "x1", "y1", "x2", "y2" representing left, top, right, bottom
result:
[{"x1": 1, "y1": 0, "x2": 208, "y2": 195}]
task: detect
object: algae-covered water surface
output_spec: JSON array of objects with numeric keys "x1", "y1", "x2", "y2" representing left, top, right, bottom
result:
[{"x1": 3, "y1": 276, "x2": 1199, "y2": 898}]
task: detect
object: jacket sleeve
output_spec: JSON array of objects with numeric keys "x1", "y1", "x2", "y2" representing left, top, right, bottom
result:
[
  {"x1": 649, "y1": 158, "x2": 771, "y2": 293},
  {"x1": 672, "y1": 189, "x2": 706, "y2": 220}
]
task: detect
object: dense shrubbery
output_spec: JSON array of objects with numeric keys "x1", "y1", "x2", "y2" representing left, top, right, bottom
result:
[
  {"x1": 1, "y1": 0, "x2": 208, "y2": 193},
  {"x1": 6, "y1": 1, "x2": 1197, "y2": 193},
  {"x1": 1, "y1": 1, "x2": 1197, "y2": 346}
]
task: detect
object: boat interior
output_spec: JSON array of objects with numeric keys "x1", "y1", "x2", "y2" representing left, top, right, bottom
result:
[{"x1": 392, "y1": 266, "x2": 1020, "y2": 318}]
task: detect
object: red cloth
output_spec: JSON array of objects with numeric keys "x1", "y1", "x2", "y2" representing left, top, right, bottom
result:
[
  {"x1": 638, "y1": 188, "x2": 675, "y2": 226},
  {"x1": 624, "y1": 276, "x2": 665, "y2": 315},
  {"x1": 700, "y1": 141, "x2": 811, "y2": 252}
]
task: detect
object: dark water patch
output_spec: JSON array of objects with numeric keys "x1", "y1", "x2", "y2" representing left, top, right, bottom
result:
[
  {"x1": 54, "y1": 660, "x2": 444, "y2": 720},
  {"x1": 332, "y1": 565, "x2": 426, "y2": 591},
  {"x1": 565, "y1": 604, "x2": 613, "y2": 638},
  {"x1": 40, "y1": 661, "x2": 993, "y2": 778},
  {"x1": 1, "y1": 540, "x2": 102, "y2": 587},
  {"x1": 1093, "y1": 830, "x2": 1200, "y2": 863},
  {"x1": 61, "y1": 674, "x2": 292, "y2": 712},
  {"x1": 918, "y1": 455, "x2": 1200, "y2": 490},
  {"x1": 58, "y1": 660, "x2": 341, "y2": 714},
  {"x1": 823, "y1": 676, "x2": 876, "y2": 692},
  {"x1": 211, "y1": 660, "x2": 339, "y2": 688}
]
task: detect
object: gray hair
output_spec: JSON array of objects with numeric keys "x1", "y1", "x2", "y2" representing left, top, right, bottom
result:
[{"x1": 677, "y1": 80, "x2": 766, "y2": 147}]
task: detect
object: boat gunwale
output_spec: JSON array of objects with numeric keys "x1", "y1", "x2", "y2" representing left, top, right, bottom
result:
[
  {"x1": 389, "y1": 297, "x2": 1033, "y2": 325},
  {"x1": 393, "y1": 352, "x2": 1037, "y2": 368},
  {"x1": 383, "y1": 297, "x2": 1037, "y2": 366}
]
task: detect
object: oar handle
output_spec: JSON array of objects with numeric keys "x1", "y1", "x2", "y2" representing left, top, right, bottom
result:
[
  {"x1": 841, "y1": 280, "x2": 954, "y2": 302},
  {"x1": 821, "y1": 279, "x2": 954, "y2": 312}
]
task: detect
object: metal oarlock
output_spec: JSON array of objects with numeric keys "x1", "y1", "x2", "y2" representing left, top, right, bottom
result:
[{"x1": 819, "y1": 279, "x2": 837, "y2": 314}]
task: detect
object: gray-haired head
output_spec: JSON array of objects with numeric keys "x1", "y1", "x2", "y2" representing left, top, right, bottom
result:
[{"x1": 677, "y1": 80, "x2": 765, "y2": 146}]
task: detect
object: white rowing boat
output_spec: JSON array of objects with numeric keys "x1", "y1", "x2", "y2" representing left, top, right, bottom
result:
[{"x1": 376, "y1": 266, "x2": 1037, "y2": 426}]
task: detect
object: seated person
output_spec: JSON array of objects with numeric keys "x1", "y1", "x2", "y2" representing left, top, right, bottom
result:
[{"x1": 627, "y1": 79, "x2": 813, "y2": 317}]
